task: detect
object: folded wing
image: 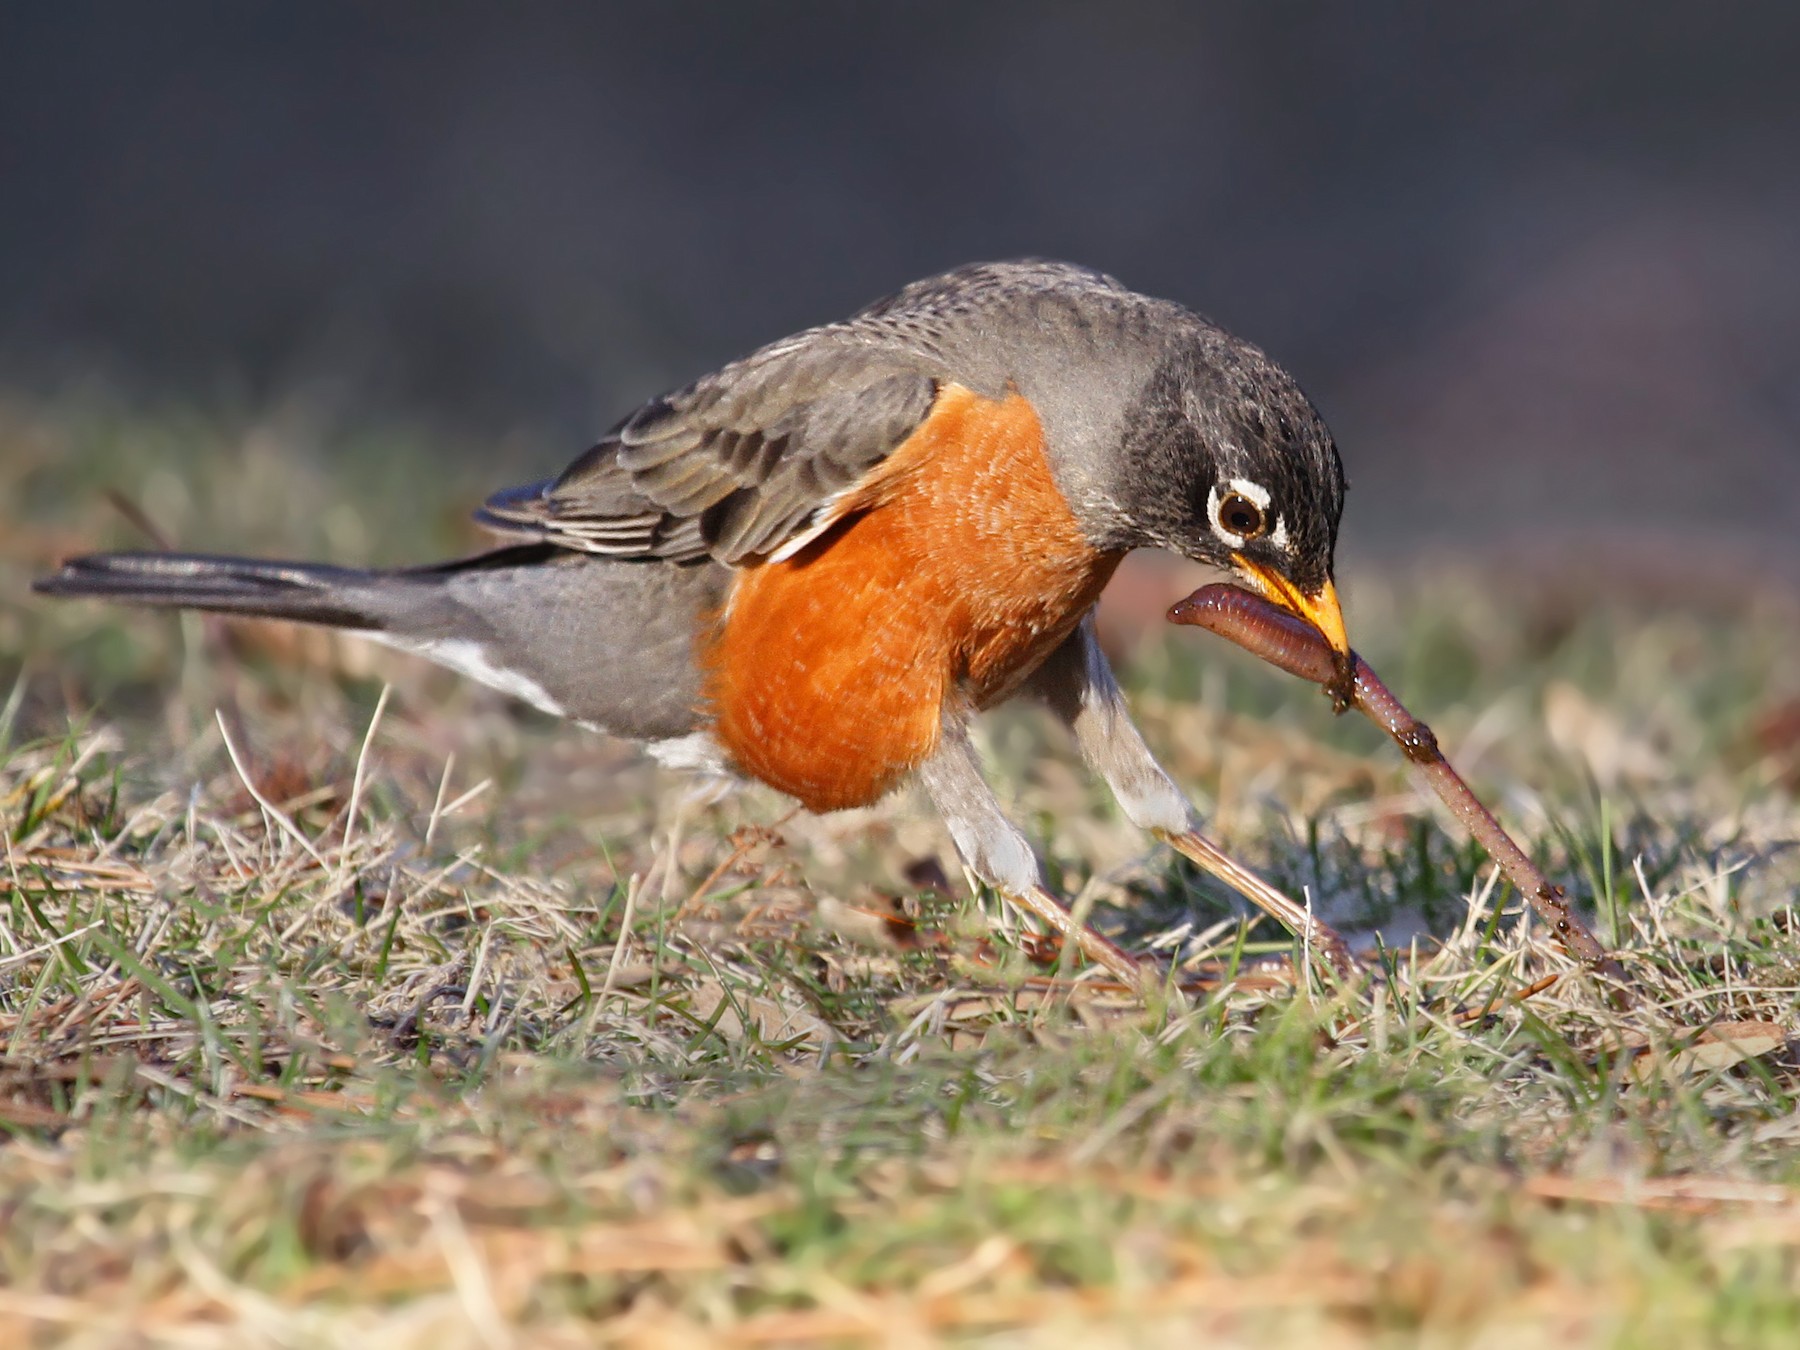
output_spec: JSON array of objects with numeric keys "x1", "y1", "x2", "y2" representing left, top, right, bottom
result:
[{"x1": 476, "y1": 337, "x2": 939, "y2": 565}]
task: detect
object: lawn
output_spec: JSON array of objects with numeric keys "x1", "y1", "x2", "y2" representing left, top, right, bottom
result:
[{"x1": 3, "y1": 390, "x2": 1799, "y2": 1346}]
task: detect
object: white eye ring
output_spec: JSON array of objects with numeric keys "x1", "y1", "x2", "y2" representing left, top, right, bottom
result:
[
  {"x1": 1223, "y1": 477, "x2": 1271, "y2": 510},
  {"x1": 1208, "y1": 478, "x2": 1273, "y2": 544}
]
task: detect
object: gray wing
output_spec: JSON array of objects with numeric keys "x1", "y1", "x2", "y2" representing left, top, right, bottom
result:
[
  {"x1": 474, "y1": 259, "x2": 1130, "y2": 566},
  {"x1": 476, "y1": 338, "x2": 939, "y2": 565}
]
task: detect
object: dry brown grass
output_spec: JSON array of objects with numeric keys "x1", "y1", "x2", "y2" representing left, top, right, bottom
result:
[{"x1": 4, "y1": 390, "x2": 1800, "y2": 1344}]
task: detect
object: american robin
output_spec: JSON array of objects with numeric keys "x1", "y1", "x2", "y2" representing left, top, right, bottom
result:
[{"x1": 36, "y1": 260, "x2": 1350, "y2": 982}]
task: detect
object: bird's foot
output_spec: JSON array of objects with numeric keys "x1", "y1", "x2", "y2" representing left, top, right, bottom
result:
[
  {"x1": 1156, "y1": 827, "x2": 1365, "y2": 983},
  {"x1": 1004, "y1": 883, "x2": 1158, "y2": 989}
]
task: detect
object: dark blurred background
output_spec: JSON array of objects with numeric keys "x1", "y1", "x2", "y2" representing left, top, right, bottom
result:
[{"x1": 3, "y1": 3, "x2": 1798, "y2": 570}]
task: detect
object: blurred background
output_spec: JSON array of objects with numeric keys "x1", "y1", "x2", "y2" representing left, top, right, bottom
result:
[
  {"x1": 2, "y1": 2, "x2": 1797, "y2": 577},
  {"x1": 3, "y1": 1, "x2": 1800, "y2": 957}
]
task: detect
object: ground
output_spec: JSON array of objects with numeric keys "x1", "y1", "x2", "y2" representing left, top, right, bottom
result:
[{"x1": 3, "y1": 390, "x2": 1800, "y2": 1346}]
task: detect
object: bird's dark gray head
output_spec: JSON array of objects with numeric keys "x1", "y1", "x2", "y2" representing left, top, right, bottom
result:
[{"x1": 1112, "y1": 319, "x2": 1350, "y2": 652}]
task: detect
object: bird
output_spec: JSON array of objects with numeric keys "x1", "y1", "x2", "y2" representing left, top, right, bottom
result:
[{"x1": 36, "y1": 260, "x2": 1350, "y2": 983}]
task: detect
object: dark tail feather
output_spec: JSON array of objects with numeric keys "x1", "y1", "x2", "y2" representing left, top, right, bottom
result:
[
  {"x1": 35, "y1": 543, "x2": 709, "y2": 739},
  {"x1": 32, "y1": 552, "x2": 392, "y2": 630}
]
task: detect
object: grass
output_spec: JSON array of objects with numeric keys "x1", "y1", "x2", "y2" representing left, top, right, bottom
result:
[{"x1": 3, "y1": 388, "x2": 1800, "y2": 1344}]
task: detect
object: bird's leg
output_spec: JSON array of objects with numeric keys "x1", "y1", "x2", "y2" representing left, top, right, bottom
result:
[
  {"x1": 1029, "y1": 617, "x2": 1363, "y2": 980},
  {"x1": 916, "y1": 718, "x2": 1150, "y2": 986}
]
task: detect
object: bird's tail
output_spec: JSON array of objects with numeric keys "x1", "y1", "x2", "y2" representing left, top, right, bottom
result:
[
  {"x1": 34, "y1": 543, "x2": 715, "y2": 740},
  {"x1": 32, "y1": 551, "x2": 403, "y2": 629},
  {"x1": 32, "y1": 545, "x2": 564, "y2": 631}
]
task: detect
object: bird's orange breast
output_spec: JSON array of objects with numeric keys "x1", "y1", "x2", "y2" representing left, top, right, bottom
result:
[{"x1": 704, "y1": 384, "x2": 1121, "y2": 812}]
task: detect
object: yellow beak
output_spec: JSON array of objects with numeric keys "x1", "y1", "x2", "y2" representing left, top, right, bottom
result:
[{"x1": 1230, "y1": 556, "x2": 1350, "y2": 658}]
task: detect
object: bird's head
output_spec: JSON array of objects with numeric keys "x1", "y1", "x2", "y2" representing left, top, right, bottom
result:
[{"x1": 1108, "y1": 322, "x2": 1349, "y2": 659}]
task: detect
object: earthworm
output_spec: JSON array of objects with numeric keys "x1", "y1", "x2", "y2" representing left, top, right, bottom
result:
[{"x1": 1168, "y1": 584, "x2": 1628, "y2": 988}]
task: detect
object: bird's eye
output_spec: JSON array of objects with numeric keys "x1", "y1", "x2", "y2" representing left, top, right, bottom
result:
[{"x1": 1218, "y1": 492, "x2": 1267, "y2": 540}]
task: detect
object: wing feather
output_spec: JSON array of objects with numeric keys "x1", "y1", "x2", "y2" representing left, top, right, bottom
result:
[
  {"x1": 473, "y1": 260, "x2": 1129, "y2": 565},
  {"x1": 476, "y1": 341, "x2": 938, "y2": 564}
]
